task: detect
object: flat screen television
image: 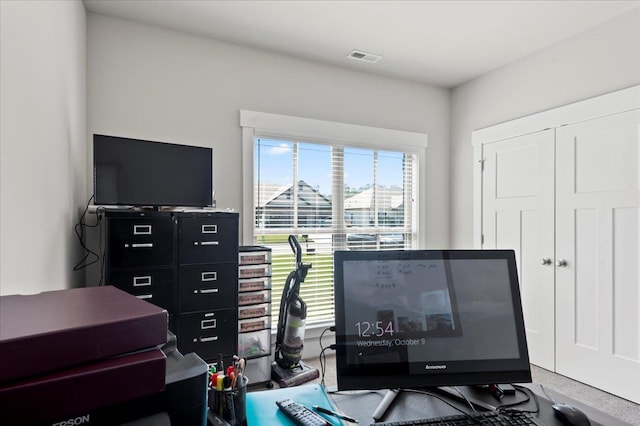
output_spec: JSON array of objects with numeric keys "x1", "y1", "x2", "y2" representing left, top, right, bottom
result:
[
  {"x1": 93, "y1": 134, "x2": 212, "y2": 208},
  {"x1": 333, "y1": 249, "x2": 531, "y2": 391}
]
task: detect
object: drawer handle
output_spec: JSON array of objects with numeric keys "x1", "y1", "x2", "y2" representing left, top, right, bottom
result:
[
  {"x1": 199, "y1": 336, "x2": 219, "y2": 342},
  {"x1": 197, "y1": 288, "x2": 219, "y2": 294},
  {"x1": 202, "y1": 224, "x2": 217, "y2": 234},
  {"x1": 136, "y1": 294, "x2": 153, "y2": 300},
  {"x1": 194, "y1": 241, "x2": 220, "y2": 246},
  {"x1": 128, "y1": 243, "x2": 153, "y2": 248},
  {"x1": 133, "y1": 225, "x2": 152, "y2": 235},
  {"x1": 133, "y1": 276, "x2": 152, "y2": 287},
  {"x1": 201, "y1": 319, "x2": 217, "y2": 329},
  {"x1": 201, "y1": 272, "x2": 217, "y2": 281}
]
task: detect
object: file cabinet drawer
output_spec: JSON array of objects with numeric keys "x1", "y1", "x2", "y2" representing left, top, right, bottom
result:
[
  {"x1": 107, "y1": 217, "x2": 175, "y2": 268},
  {"x1": 178, "y1": 263, "x2": 238, "y2": 313},
  {"x1": 109, "y1": 268, "x2": 176, "y2": 312},
  {"x1": 177, "y1": 309, "x2": 237, "y2": 363},
  {"x1": 178, "y1": 215, "x2": 238, "y2": 264}
]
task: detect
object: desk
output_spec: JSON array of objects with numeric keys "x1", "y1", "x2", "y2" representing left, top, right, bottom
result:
[
  {"x1": 329, "y1": 384, "x2": 632, "y2": 426},
  {"x1": 239, "y1": 382, "x2": 632, "y2": 426}
]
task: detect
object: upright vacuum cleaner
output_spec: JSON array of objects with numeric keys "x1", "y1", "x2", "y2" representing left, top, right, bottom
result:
[{"x1": 271, "y1": 235, "x2": 320, "y2": 387}]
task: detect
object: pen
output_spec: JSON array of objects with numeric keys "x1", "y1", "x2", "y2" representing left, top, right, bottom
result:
[
  {"x1": 313, "y1": 405, "x2": 358, "y2": 423},
  {"x1": 222, "y1": 375, "x2": 236, "y2": 425}
]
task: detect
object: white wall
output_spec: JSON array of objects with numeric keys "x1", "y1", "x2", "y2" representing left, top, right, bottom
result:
[
  {"x1": 0, "y1": 0, "x2": 87, "y2": 296},
  {"x1": 450, "y1": 8, "x2": 640, "y2": 248},
  {"x1": 86, "y1": 13, "x2": 450, "y2": 277},
  {"x1": 6, "y1": 5, "x2": 633, "y2": 295}
]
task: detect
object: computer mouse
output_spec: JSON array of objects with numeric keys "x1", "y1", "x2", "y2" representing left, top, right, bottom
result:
[{"x1": 552, "y1": 403, "x2": 591, "y2": 426}]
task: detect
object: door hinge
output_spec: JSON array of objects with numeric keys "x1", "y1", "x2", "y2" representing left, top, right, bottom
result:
[
  {"x1": 479, "y1": 159, "x2": 485, "y2": 171},
  {"x1": 481, "y1": 234, "x2": 485, "y2": 245}
]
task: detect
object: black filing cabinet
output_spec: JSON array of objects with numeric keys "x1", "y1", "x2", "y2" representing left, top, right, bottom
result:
[
  {"x1": 175, "y1": 212, "x2": 238, "y2": 367},
  {"x1": 104, "y1": 211, "x2": 177, "y2": 318},
  {"x1": 103, "y1": 210, "x2": 239, "y2": 366}
]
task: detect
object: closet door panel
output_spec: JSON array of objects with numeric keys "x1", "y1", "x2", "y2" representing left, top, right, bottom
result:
[
  {"x1": 555, "y1": 109, "x2": 640, "y2": 403},
  {"x1": 613, "y1": 207, "x2": 639, "y2": 361},
  {"x1": 481, "y1": 129, "x2": 556, "y2": 370},
  {"x1": 573, "y1": 209, "x2": 599, "y2": 349}
]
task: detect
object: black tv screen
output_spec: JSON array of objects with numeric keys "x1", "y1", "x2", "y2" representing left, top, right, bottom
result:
[
  {"x1": 333, "y1": 249, "x2": 531, "y2": 390},
  {"x1": 93, "y1": 134, "x2": 212, "y2": 208}
]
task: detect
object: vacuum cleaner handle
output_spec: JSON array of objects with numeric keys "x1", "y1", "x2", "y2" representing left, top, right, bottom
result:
[
  {"x1": 288, "y1": 235, "x2": 302, "y2": 265},
  {"x1": 288, "y1": 235, "x2": 311, "y2": 286}
]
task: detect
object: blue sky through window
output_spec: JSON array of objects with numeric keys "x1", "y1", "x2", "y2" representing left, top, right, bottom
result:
[
  {"x1": 255, "y1": 138, "x2": 405, "y2": 197},
  {"x1": 299, "y1": 143, "x2": 331, "y2": 195}
]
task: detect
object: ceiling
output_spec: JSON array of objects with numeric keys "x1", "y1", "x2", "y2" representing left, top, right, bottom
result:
[{"x1": 83, "y1": 0, "x2": 640, "y2": 88}]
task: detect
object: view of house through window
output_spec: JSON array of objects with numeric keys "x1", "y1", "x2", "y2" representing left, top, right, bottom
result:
[{"x1": 253, "y1": 137, "x2": 418, "y2": 328}]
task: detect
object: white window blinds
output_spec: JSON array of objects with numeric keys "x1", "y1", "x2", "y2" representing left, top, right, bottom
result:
[
  {"x1": 254, "y1": 137, "x2": 418, "y2": 327},
  {"x1": 240, "y1": 110, "x2": 427, "y2": 328}
]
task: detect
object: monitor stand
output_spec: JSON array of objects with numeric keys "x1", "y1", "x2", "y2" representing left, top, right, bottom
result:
[
  {"x1": 372, "y1": 384, "x2": 523, "y2": 421},
  {"x1": 437, "y1": 384, "x2": 525, "y2": 411}
]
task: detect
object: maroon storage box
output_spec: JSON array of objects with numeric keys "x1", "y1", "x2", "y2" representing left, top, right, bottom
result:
[
  {"x1": 0, "y1": 347, "x2": 167, "y2": 424},
  {"x1": 0, "y1": 285, "x2": 168, "y2": 383}
]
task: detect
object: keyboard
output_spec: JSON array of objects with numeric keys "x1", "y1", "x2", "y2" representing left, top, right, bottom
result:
[{"x1": 371, "y1": 409, "x2": 540, "y2": 425}]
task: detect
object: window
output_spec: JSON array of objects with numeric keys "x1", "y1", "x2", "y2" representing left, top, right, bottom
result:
[{"x1": 241, "y1": 111, "x2": 427, "y2": 328}]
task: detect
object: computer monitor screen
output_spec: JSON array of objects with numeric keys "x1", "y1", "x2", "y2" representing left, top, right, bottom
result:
[{"x1": 333, "y1": 249, "x2": 531, "y2": 390}]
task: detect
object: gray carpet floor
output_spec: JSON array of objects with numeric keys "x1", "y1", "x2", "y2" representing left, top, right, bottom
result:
[
  {"x1": 530, "y1": 365, "x2": 639, "y2": 425},
  {"x1": 303, "y1": 355, "x2": 640, "y2": 425}
]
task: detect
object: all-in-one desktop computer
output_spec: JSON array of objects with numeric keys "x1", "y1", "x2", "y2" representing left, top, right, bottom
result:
[{"x1": 333, "y1": 249, "x2": 534, "y2": 424}]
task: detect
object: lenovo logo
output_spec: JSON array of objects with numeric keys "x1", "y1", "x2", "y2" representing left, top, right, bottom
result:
[
  {"x1": 52, "y1": 415, "x2": 90, "y2": 426},
  {"x1": 424, "y1": 364, "x2": 447, "y2": 370}
]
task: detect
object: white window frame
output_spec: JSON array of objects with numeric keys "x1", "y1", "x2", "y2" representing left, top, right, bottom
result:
[
  {"x1": 240, "y1": 110, "x2": 428, "y2": 356},
  {"x1": 240, "y1": 110, "x2": 428, "y2": 248}
]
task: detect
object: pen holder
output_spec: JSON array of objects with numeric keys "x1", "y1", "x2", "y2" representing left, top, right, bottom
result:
[{"x1": 208, "y1": 375, "x2": 249, "y2": 426}]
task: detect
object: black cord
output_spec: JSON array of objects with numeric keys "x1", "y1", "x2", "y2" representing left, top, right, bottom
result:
[
  {"x1": 319, "y1": 346, "x2": 331, "y2": 387},
  {"x1": 73, "y1": 195, "x2": 103, "y2": 275},
  {"x1": 497, "y1": 385, "x2": 540, "y2": 414},
  {"x1": 539, "y1": 383, "x2": 557, "y2": 404},
  {"x1": 318, "y1": 326, "x2": 334, "y2": 387},
  {"x1": 453, "y1": 386, "x2": 479, "y2": 413}
]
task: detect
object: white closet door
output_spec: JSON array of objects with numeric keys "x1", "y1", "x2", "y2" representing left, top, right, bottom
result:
[
  {"x1": 482, "y1": 129, "x2": 556, "y2": 370},
  {"x1": 555, "y1": 109, "x2": 640, "y2": 403}
]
